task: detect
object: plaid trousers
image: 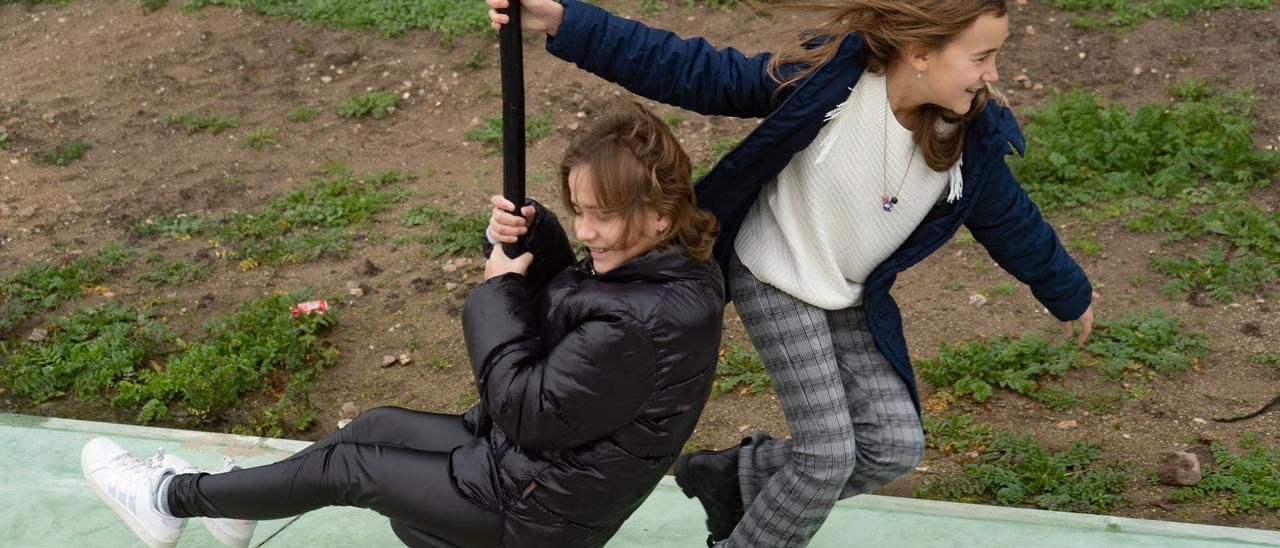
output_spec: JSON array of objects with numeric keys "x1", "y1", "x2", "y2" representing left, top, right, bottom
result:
[{"x1": 723, "y1": 252, "x2": 924, "y2": 547}]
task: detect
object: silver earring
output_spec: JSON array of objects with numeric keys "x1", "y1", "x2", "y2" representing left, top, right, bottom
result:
[{"x1": 917, "y1": 71, "x2": 924, "y2": 79}]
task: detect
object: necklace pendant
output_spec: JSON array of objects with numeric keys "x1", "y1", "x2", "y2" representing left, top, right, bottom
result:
[{"x1": 882, "y1": 201, "x2": 894, "y2": 212}]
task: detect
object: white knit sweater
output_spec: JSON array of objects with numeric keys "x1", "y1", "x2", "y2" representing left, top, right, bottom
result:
[{"x1": 734, "y1": 72, "x2": 958, "y2": 310}]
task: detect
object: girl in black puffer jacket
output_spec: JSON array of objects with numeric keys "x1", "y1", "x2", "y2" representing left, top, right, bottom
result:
[{"x1": 80, "y1": 100, "x2": 724, "y2": 548}]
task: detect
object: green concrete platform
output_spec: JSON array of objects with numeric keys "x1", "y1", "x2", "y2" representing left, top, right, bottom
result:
[{"x1": 3, "y1": 413, "x2": 1279, "y2": 547}]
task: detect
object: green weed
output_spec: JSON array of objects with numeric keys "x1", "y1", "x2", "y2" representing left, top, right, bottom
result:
[
  {"x1": 139, "y1": 261, "x2": 209, "y2": 286},
  {"x1": 286, "y1": 105, "x2": 319, "y2": 123},
  {"x1": 451, "y1": 50, "x2": 487, "y2": 71},
  {"x1": 134, "y1": 165, "x2": 410, "y2": 265},
  {"x1": 181, "y1": 0, "x2": 491, "y2": 43},
  {"x1": 917, "y1": 332, "x2": 1077, "y2": 404},
  {"x1": 638, "y1": 0, "x2": 667, "y2": 16},
  {"x1": 464, "y1": 112, "x2": 554, "y2": 151},
  {"x1": 0, "y1": 132, "x2": 10, "y2": 150},
  {"x1": 138, "y1": 0, "x2": 169, "y2": 12},
  {"x1": 0, "y1": 303, "x2": 173, "y2": 404},
  {"x1": 132, "y1": 212, "x2": 215, "y2": 239},
  {"x1": 244, "y1": 127, "x2": 277, "y2": 151},
  {"x1": 401, "y1": 205, "x2": 487, "y2": 258},
  {"x1": 662, "y1": 112, "x2": 685, "y2": 128},
  {"x1": 33, "y1": 139, "x2": 90, "y2": 167},
  {"x1": 916, "y1": 426, "x2": 1131, "y2": 513},
  {"x1": 989, "y1": 282, "x2": 1016, "y2": 296},
  {"x1": 1050, "y1": 0, "x2": 1272, "y2": 29},
  {"x1": 922, "y1": 413, "x2": 992, "y2": 454},
  {"x1": 1169, "y1": 434, "x2": 1280, "y2": 515},
  {"x1": 1252, "y1": 353, "x2": 1280, "y2": 370},
  {"x1": 336, "y1": 90, "x2": 397, "y2": 119},
  {"x1": 1012, "y1": 87, "x2": 1277, "y2": 212},
  {"x1": 104, "y1": 291, "x2": 338, "y2": 434},
  {"x1": 692, "y1": 136, "x2": 740, "y2": 180},
  {"x1": 162, "y1": 112, "x2": 240, "y2": 135},
  {"x1": 1085, "y1": 310, "x2": 1210, "y2": 379},
  {"x1": 1148, "y1": 242, "x2": 1277, "y2": 303},
  {"x1": 0, "y1": 245, "x2": 133, "y2": 333},
  {"x1": 713, "y1": 344, "x2": 771, "y2": 395}
]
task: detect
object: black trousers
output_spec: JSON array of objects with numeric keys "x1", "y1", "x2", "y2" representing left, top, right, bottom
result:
[{"x1": 166, "y1": 407, "x2": 502, "y2": 548}]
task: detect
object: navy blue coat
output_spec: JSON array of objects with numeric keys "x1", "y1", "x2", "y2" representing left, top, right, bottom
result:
[{"x1": 546, "y1": 0, "x2": 1093, "y2": 410}]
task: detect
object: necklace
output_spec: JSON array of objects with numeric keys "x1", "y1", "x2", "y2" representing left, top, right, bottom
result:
[{"x1": 881, "y1": 89, "x2": 916, "y2": 213}]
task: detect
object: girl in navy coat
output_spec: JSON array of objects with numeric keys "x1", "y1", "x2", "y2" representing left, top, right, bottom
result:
[
  {"x1": 487, "y1": 1, "x2": 1100, "y2": 546},
  {"x1": 80, "y1": 100, "x2": 724, "y2": 548}
]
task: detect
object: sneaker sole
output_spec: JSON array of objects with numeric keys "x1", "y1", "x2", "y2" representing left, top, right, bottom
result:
[
  {"x1": 82, "y1": 460, "x2": 182, "y2": 548},
  {"x1": 673, "y1": 453, "x2": 736, "y2": 541},
  {"x1": 203, "y1": 519, "x2": 252, "y2": 548}
]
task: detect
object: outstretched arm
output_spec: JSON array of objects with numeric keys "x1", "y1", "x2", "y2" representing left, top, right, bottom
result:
[{"x1": 966, "y1": 160, "x2": 1097, "y2": 343}]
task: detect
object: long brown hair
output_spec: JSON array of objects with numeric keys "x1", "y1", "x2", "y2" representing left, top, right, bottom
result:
[
  {"x1": 559, "y1": 100, "x2": 719, "y2": 262},
  {"x1": 764, "y1": 0, "x2": 1008, "y2": 171}
]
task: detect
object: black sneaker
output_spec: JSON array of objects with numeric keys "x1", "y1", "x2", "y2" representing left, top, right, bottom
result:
[{"x1": 674, "y1": 446, "x2": 744, "y2": 544}]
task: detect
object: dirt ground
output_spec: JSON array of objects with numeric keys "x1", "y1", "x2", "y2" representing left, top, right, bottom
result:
[{"x1": 2, "y1": 0, "x2": 1279, "y2": 532}]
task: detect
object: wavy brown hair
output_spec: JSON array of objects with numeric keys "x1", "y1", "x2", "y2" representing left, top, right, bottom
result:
[
  {"x1": 559, "y1": 100, "x2": 719, "y2": 262},
  {"x1": 764, "y1": 0, "x2": 1008, "y2": 171}
]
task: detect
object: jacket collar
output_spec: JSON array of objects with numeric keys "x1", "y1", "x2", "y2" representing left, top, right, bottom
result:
[{"x1": 582, "y1": 245, "x2": 709, "y2": 283}]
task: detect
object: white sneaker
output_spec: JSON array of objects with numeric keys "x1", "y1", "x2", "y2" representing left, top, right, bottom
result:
[
  {"x1": 81, "y1": 437, "x2": 186, "y2": 548},
  {"x1": 161, "y1": 451, "x2": 258, "y2": 548}
]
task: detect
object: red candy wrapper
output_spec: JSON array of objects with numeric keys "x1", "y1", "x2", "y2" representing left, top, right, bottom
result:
[{"x1": 290, "y1": 300, "x2": 329, "y2": 317}]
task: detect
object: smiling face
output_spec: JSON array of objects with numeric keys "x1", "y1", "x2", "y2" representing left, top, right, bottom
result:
[
  {"x1": 568, "y1": 166, "x2": 667, "y2": 274},
  {"x1": 917, "y1": 13, "x2": 1008, "y2": 116}
]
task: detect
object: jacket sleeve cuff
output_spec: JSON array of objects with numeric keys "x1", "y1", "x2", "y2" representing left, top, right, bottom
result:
[
  {"x1": 546, "y1": 0, "x2": 606, "y2": 63},
  {"x1": 1042, "y1": 277, "x2": 1094, "y2": 322}
]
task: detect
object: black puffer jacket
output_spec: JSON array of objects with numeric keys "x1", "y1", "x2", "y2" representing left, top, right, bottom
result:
[{"x1": 453, "y1": 201, "x2": 724, "y2": 548}]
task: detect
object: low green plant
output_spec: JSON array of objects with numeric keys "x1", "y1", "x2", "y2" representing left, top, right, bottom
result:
[
  {"x1": 1085, "y1": 310, "x2": 1210, "y2": 378},
  {"x1": 133, "y1": 164, "x2": 410, "y2": 265},
  {"x1": 922, "y1": 413, "x2": 992, "y2": 454},
  {"x1": 638, "y1": 0, "x2": 667, "y2": 16},
  {"x1": 138, "y1": 0, "x2": 169, "y2": 12},
  {"x1": 1147, "y1": 242, "x2": 1277, "y2": 303},
  {"x1": 402, "y1": 205, "x2": 487, "y2": 257},
  {"x1": 1083, "y1": 388, "x2": 1126, "y2": 415},
  {"x1": 1169, "y1": 433, "x2": 1280, "y2": 515},
  {"x1": 110, "y1": 291, "x2": 338, "y2": 433},
  {"x1": 1050, "y1": 0, "x2": 1272, "y2": 29},
  {"x1": 0, "y1": 245, "x2": 133, "y2": 333},
  {"x1": 714, "y1": 344, "x2": 771, "y2": 395},
  {"x1": 139, "y1": 260, "x2": 209, "y2": 286},
  {"x1": 451, "y1": 50, "x2": 486, "y2": 71},
  {"x1": 464, "y1": 112, "x2": 554, "y2": 150},
  {"x1": 181, "y1": 0, "x2": 491, "y2": 43},
  {"x1": 0, "y1": 132, "x2": 10, "y2": 150},
  {"x1": 244, "y1": 127, "x2": 277, "y2": 151},
  {"x1": 0, "y1": 303, "x2": 173, "y2": 404},
  {"x1": 33, "y1": 139, "x2": 90, "y2": 167},
  {"x1": 988, "y1": 282, "x2": 1016, "y2": 296},
  {"x1": 917, "y1": 332, "x2": 1077, "y2": 404},
  {"x1": 692, "y1": 136, "x2": 740, "y2": 180},
  {"x1": 916, "y1": 427, "x2": 1131, "y2": 514},
  {"x1": 662, "y1": 112, "x2": 685, "y2": 128},
  {"x1": 131, "y1": 212, "x2": 215, "y2": 239},
  {"x1": 286, "y1": 105, "x2": 319, "y2": 123},
  {"x1": 335, "y1": 90, "x2": 397, "y2": 119},
  {"x1": 1012, "y1": 86, "x2": 1278, "y2": 212},
  {"x1": 1252, "y1": 353, "x2": 1280, "y2": 370},
  {"x1": 162, "y1": 112, "x2": 240, "y2": 135}
]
